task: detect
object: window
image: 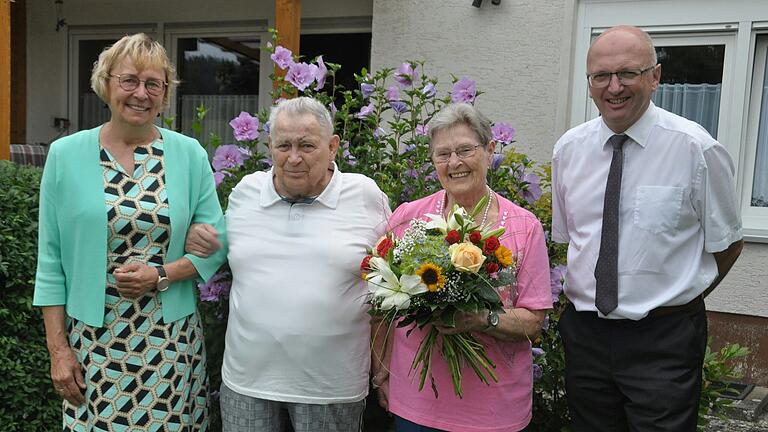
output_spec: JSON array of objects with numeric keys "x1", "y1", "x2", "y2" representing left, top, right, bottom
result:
[
  {"x1": 741, "y1": 35, "x2": 768, "y2": 232},
  {"x1": 174, "y1": 36, "x2": 261, "y2": 143}
]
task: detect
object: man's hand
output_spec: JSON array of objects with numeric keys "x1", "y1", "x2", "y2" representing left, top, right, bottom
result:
[
  {"x1": 113, "y1": 263, "x2": 158, "y2": 298},
  {"x1": 185, "y1": 223, "x2": 222, "y2": 258}
]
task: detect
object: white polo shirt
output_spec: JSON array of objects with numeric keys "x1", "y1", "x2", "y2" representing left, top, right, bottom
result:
[
  {"x1": 222, "y1": 165, "x2": 390, "y2": 403},
  {"x1": 552, "y1": 103, "x2": 742, "y2": 320}
]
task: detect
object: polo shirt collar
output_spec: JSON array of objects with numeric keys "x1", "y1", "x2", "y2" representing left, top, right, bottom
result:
[
  {"x1": 260, "y1": 162, "x2": 342, "y2": 209},
  {"x1": 599, "y1": 101, "x2": 657, "y2": 149}
]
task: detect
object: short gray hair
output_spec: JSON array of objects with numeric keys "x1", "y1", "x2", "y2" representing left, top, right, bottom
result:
[
  {"x1": 592, "y1": 25, "x2": 658, "y2": 66},
  {"x1": 427, "y1": 103, "x2": 493, "y2": 153},
  {"x1": 268, "y1": 97, "x2": 334, "y2": 139}
]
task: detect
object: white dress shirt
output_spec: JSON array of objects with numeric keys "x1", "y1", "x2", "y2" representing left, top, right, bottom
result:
[
  {"x1": 552, "y1": 103, "x2": 742, "y2": 320},
  {"x1": 222, "y1": 165, "x2": 390, "y2": 403}
]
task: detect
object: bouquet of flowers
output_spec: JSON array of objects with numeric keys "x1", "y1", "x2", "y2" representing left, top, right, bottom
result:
[{"x1": 362, "y1": 196, "x2": 517, "y2": 398}]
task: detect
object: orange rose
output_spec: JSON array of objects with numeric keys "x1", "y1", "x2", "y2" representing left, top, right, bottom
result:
[{"x1": 449, "y1": 242, "x2": 486, "y2": 273}]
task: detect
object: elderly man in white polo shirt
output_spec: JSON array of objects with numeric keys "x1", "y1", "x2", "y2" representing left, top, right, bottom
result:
[{"x1": 187, "y1": 97, "x2": 390, "y2": 432}]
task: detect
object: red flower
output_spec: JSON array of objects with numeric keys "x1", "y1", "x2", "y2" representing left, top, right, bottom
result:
[
  {"x1": 360, "y1": 255, "x2": 373, "y2": 274},
  {"x1": 445, "y1": 230, "x2": 461, "y2": 244},
  {"x1": 375, "y1": 237, "x2": 394, "y2": 258},
  {"x1": 483, "y1": 236, "x2": 500, "y2": 254},
  {"x1": 485, "y1": 262, "x2": 500, "y2": 274},
  {"x1": 469, "y1": 231, "x2": 482, "y2": 244}
]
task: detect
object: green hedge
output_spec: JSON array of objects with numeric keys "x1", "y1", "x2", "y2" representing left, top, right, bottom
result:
[{"x1": 0, "y1": 160, "x2": 60, "y2": 430}]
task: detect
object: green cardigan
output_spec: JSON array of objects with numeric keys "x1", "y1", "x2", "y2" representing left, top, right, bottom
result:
[{"x1": 33, "y1": 126, "x2": 227, "y2": 327}]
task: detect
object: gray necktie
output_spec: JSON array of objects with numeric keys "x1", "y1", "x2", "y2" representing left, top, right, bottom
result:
[{"x1": 594, "y1": 134, "x2": 629, "y2": 315}]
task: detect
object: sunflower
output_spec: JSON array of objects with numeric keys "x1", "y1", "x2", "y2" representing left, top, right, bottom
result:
[
  {"x1": 415, "y1": 263, "x2": 446, "y2": 292},
  {"x1": 495, "y1": 245, "x2": 514, "y2": 267}
]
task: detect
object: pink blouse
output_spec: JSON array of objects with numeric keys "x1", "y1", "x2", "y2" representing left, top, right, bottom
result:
[{"x1": 386, "y1": 190, "x2": 552, "y2": 432}]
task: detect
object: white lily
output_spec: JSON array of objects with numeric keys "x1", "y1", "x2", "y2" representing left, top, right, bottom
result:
[
  {"x1": 366, "y1": 257, "x2": 428, "y2": 310},
  {"x1": 424, "y1": 204, "x2": 468, "y2": 233}
]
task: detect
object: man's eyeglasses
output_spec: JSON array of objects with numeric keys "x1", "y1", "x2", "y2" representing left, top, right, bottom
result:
[
  {"x1": 109, "y1": 74, "x2": 167, "y2": 96},
  {"x1": 586, "y1": 65, "x2": 656, "y2": 88},
  {"x1": 432, "y1": 144, "x2": 482, "y2": 163}
]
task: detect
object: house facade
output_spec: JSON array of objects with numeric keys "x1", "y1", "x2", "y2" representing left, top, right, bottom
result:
[{"x1": 8, "y1": 0, "x2": 768, "y2": 384}]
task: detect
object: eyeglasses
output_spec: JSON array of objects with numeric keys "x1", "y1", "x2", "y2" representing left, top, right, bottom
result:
[
  {"x1": 586, "y1": 65, "x2": 656, "y2": 88},
  {"x1": 432, "y1": 144, "x2": 482, "y2": 163},
  {"x1": 109, "y1": 74, "x2": 167, "y2": 96}
]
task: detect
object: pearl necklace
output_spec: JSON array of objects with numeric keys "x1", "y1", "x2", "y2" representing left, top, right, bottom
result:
[{"x1": 478, "y1": 186, "x2": 494, "y2": 228}]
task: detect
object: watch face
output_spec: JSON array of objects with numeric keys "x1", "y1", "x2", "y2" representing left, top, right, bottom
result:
[
  {"x1": 157, "y1": 278, "x2": 171, "y2": 292},
  {"x1": 489, "y1": 311, "x2": 500, "y2": 327}
]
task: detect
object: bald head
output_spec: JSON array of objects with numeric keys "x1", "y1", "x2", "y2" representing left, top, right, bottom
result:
[{"x1": 588, "y1": 26, "x2": 657, "y2": 68}]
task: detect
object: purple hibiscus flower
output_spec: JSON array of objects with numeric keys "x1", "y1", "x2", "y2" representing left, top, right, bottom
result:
[
  {"x1": 532, "y1": 364, "x2": 543, "y2": 381},
  {"x1": 229, "y1": 111, "x2": 260, "y2": 141},
  {"x1": 270, "y1": 46, "x2": 294, "y2": 70},
  {"x1": 400, "y1": 143, "x2": 417, "y2": 154},
  {"x1": 521, "y1": 172, "x2": 543, "y2": 204},
  {"x1": 355, "y1": 102, "x2": 374, "y2": 119},
  {"x1": 415, "y1": 124, "x2": 429, "y2": 136},
  {"x1": 385, "y1": 85, "x2": 400, "y2": 102},
  {"x1": 394, "y1": 62, "x2": 419, "y2": 87},
  {"x1": 532, "y1": 347, "x2": 545, "y2": 358},
  {"x1": 286, "y1": 62, "x2": 318, "y2": 91},
  {"x1": 491, "y1": 153, "x2": 504, "y2": 170},
  {"x1": 550, "y1": 264, "x2": 567, "y2": 303},
  {"x1": 421, "y1": 82, "x2": 436, "y2": 98},
  {"x1": 213, "y1": 171, "x2": 227, "y2": 188},
  {"x1": 340, "y1": 142, "x2": 357, "y2": 167},
  {"x1": 198, "y1": 271, "x2": 231, "y2": 302},
  {"x1": 314, "y1": 55, "x2": 327, "y2": 91},
  {"x1": 451, "y1": 77, "x2": 477, "y2": 103},
  {"x1": 360, "y1": 83, "x2": 375, "y2": 98},
  {"x1": 374, "y1": 127, "x2": 387, "y2": 139},
  {"x1": 390, "y1": 101, "x2": 408, "y2": 114},
  {"x1": 492, "y1": 122, "x2": 516, "y2": 144},
  {"x1": 213, "y1": 144, "x2": 250, "y2": 171},
  {"x1": 328, "y1": 102, "x2": 337, "y2": 118}
]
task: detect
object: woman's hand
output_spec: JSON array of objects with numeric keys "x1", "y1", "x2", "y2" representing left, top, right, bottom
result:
[
  {"x1": 185, "y1": 223, "x2": 221, "y2": 258},
  {"x1": 50, "y1": 345, "x2": 86, "y2": 406},
  {"x1": 435, "y1": 310, "x2": 486, "y2": 335},
  {"x1": 372, "y1": 370, "x2": 390, "y2": 410},
  {"x1": 113, "y1": 262, "x2": 158, "y2": 298}
]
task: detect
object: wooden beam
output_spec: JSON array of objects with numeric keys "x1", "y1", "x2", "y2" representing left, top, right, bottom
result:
[
  {"x1": 274, "y1": 0, "x2": 301, "y2": 95},
  {"x1": 0, "y1": 0, "x2": 11, "y2": 160},
  {"x1": 10, "y1": 0, "x2": 25, "y2": 144}
]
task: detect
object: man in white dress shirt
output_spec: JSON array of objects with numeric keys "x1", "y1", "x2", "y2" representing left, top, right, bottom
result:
[
  {"x1": 552, "y1": 25, "x2": 743, "y2": 431},
  {"x1": 187, "y1": 97, "x2": 390, "y2": 431}
]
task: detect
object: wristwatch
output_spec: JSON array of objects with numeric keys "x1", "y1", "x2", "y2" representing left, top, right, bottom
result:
[
  {"x1": 485, "y1": 309, "x2": 500, "y2": 331},
  {"x1": 156, "y1": 266, "x2": 170, "y2": 292}
]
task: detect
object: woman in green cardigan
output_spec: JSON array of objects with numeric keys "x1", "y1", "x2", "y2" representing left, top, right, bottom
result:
[{"x1": 33, "y1": 33, "x2": 227, "y2": 431}]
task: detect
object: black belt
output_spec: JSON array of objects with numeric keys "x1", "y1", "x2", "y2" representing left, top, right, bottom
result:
[{"x1": 647, "y1": 295, "x2": 704, "y2": 319}]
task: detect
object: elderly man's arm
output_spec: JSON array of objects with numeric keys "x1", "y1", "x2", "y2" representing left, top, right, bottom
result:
[{"x1": 702, "y1": 239, "x2": 744, "y2": 298}]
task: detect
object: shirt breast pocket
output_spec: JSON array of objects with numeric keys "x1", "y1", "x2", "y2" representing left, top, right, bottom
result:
[{"x1": 633, "y1": 186, "x2": 684, "y2": 234}]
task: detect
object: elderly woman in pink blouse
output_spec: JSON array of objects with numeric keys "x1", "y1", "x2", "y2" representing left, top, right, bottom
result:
[{"x1": 372, "y1": 103, "x2": 552, "y2": 432}]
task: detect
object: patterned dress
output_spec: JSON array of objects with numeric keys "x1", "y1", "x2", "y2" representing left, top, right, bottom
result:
[{"x1": 63, "y1": 139, "x2": 208, "y2": 431}]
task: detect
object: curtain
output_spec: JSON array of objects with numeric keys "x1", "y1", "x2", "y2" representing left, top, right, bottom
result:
[
  {"x1": 751, "y1": 84, "x2": 768, "y2": 207},
  {"x1": 652, "y1": 83, "x2": 721, "y2": 137}
]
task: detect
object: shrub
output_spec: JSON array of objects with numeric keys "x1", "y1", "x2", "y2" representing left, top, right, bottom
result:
[{"x1": 0, "y1": 161, "x2": 60, "y2": 430}]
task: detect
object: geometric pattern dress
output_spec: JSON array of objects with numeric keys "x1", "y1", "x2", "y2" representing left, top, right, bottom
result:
[{"x1": 63, "y1": 139, "x2": 208, "y2": 431}]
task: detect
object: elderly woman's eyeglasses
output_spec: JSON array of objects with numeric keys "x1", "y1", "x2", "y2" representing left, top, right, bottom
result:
[
  {"x1": 432, "y1": 144, "x2": 482, "y2": 163},
  {"x1": 587, "y1": 65, "x2": 655, "y2": 88},
  {"x1": 109, "y1": 74, "x2": 167, "y2": 96}
]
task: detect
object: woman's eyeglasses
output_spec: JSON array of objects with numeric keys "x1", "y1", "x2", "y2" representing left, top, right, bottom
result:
[{"x1": 109, "y1": 74, "x2": 167, "y2": 96}]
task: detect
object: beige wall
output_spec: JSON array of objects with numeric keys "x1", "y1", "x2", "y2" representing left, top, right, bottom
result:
[{"x1": 371, "y1": 0, "x2": 577, "y2": 163}]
